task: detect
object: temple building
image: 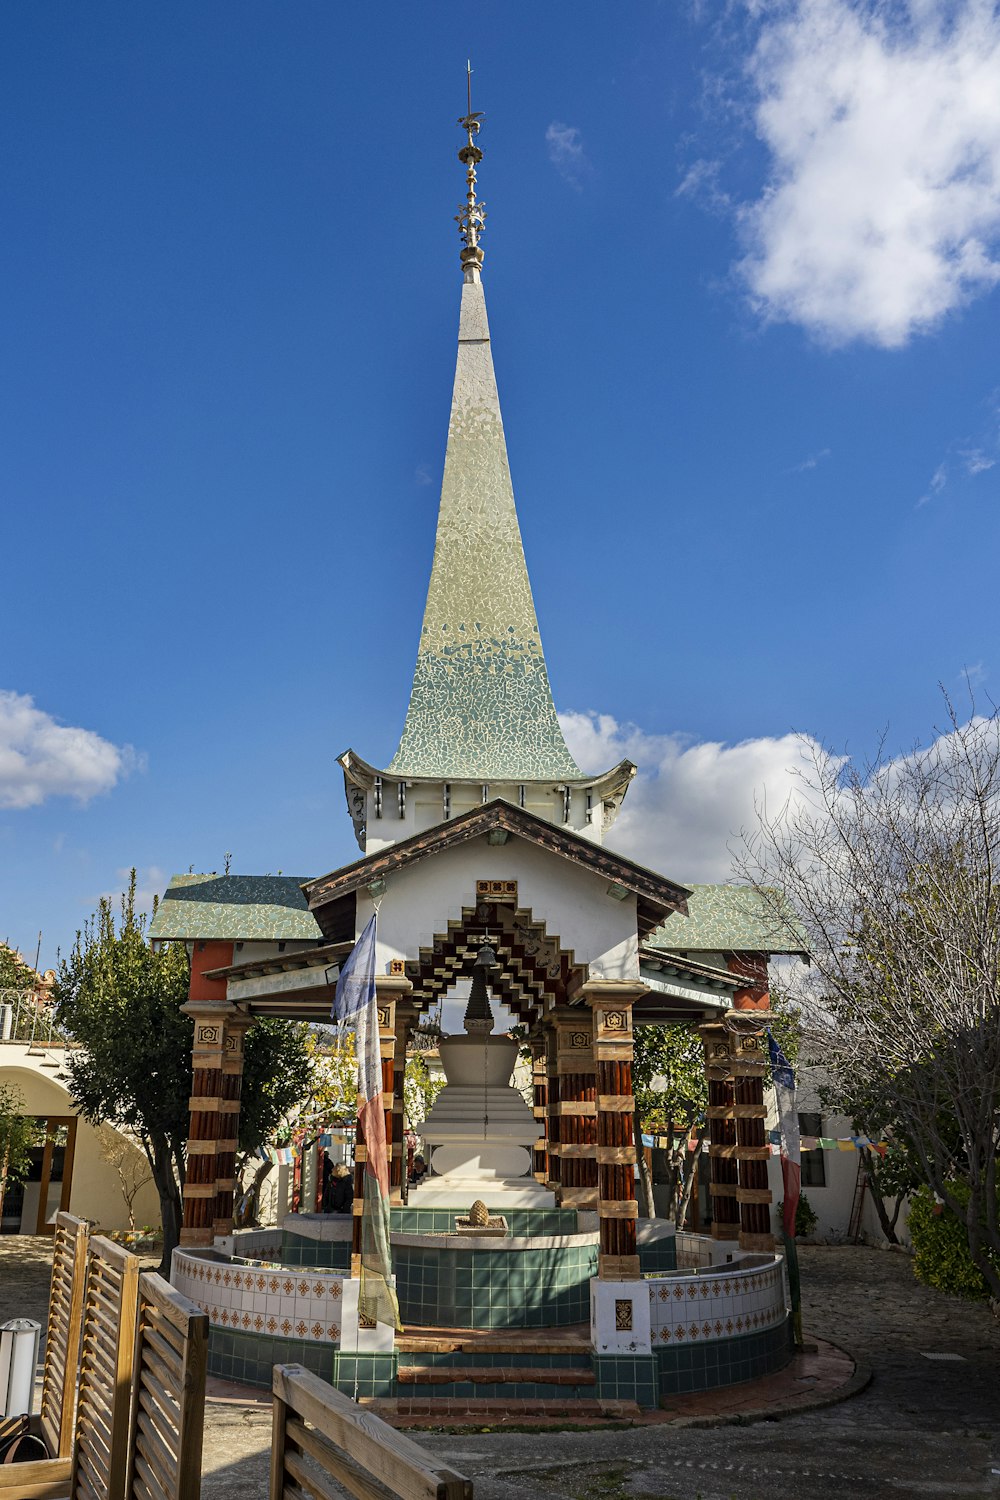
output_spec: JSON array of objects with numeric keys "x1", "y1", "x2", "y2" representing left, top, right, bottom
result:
[{"x1": 152, "y1": 99, "x2": 807, "y2": 1412}]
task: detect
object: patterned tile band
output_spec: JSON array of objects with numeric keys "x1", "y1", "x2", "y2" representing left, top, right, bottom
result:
[
  {"x1": 646, "y1": 1257, "x2": 787, "y2": 1346},
  {"x1": 172, "y1": 1249, "x2": 344, "y2": 1347},
  {"x1": 388, "y1": 278, "x2": 581, "y2": 781}
]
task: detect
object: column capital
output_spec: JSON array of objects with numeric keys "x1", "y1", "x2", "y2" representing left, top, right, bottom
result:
[
  {"x1": 181, "y1": 998, "x2": 239, "y2": 1021},
  {"x1": 373, "y1": 974, "x2": 414, "y2": 999},
  {"x1": 578, "y1": 979, "x2": 648, "y2": 1004}
]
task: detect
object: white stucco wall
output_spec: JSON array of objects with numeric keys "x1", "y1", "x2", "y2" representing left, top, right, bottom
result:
[
  {"x1": 764, "y1": 1070, "x2": 912, "y2": 1245},
  {"x1": 363, "y1": 782, "x2": 603, "y2": 855},
  {"x1": 0, "y1": 1049, "x2": 162, "y2": 1234},
  {"x1": 356, "y1": 834, "x2": 639, "y2": 982}
]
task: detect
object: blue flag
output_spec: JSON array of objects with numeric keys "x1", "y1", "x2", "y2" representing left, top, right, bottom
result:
[{"x1": 332, "y1": 914, "x2": 378, "y2": 1023}]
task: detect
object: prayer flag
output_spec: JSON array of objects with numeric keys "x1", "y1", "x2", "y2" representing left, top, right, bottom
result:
[
  {"x1": 766, "y1": 1031, "x2": 800, "y2": 1241},
  {"x1": 333, "y1": 914, "x2": 400, "y2": 1332},
  {"x1": 767, "y1": 1029, "x2": 803, "y2": 1349}
]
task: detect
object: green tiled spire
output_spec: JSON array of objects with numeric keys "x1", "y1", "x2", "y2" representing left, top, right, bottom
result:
[
  {"x1": 389, "y1": 110, "x2": 581, "y2": 781},
  {"x1": 388, "y1": 276, "x2": 581, "y2": 782}
]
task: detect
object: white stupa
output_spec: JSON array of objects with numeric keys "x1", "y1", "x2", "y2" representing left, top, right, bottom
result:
[{"x1": 416, "y1": 944, "x2": 550, "y2": 1206}]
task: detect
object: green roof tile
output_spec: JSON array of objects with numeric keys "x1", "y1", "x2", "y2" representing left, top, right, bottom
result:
[
  {"x1": 646, "y1": 884, "x2": 809, "y2": 957},
  {"x1": 148, "y1": 874, "x2": 323, "y2": 943}
]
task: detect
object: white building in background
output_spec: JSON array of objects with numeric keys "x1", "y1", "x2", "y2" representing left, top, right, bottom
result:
[{"x1": 0, "y1": 985, "x2": 161, "y2": 1237}]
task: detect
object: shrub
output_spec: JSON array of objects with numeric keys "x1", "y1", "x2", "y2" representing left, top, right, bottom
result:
[
  {"x1": 775, "y1": 1193, "x2": 818, "y2": 1238},
  {"x1": 908, "y1": 1182, "x2": 997, "y2": 1300}
]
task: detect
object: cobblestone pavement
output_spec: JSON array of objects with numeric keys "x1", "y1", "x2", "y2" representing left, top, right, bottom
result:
[{"x1": 2, "y1": 1239, "x2": 998, "y2": 1500}]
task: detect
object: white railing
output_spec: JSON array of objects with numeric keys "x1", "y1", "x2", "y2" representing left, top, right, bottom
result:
[{"x1": 0, "y1": 991, "x2": 68, "y2": 1048}]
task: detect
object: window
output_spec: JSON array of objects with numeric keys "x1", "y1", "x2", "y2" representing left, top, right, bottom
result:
[{"x1": 798, "y1": 1112, "x2": 827, "y2": 1188}]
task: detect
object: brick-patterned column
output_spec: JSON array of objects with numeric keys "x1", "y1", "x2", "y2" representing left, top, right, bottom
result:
[
  {"x1": 213, "y1": 1013, "x2": 250, "y2": 1239},
  {"x1": 728, "y1": 953, "x2": 774, "y2": 1253},
  {"x1": 583, "y1": 982, "x2": 645, "y2": 1282},
  {"x1": 550, "y1": 1009, "x2": 598, "y2": 1211},
  {"x1": 700, "y1": 1022, "x2": 742, "y2": 1242},
  {"x1": 180, "y1": 1002, "x2": 234, "y2": 1247},
  {"x1": 389, "y1": 999, "x2": 417, "y2": 1205},
  {"x1": 531, "y1": 1037, "x2": 548, "y2": 1184},
  {"x1": 544, "y1": 1021, "x2": 560, "y2": 1195}
]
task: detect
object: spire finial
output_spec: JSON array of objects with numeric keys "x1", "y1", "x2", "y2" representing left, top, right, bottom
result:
[{"x1": 456, "y1": 61, "x2": 486, "y2": 280}]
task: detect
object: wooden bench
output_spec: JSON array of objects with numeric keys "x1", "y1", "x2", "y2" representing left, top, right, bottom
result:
[{"x1": 270, "y1": 1364, "x2": 472, "y2": 1500}]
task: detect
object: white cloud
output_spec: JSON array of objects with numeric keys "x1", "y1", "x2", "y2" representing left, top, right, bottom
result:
[
  {"x1": 962, "y1": 449, "x2": 996, "y2": 475},
  {"x1": 545, "y1": 122, "x2": 590, "y2": 190},
  {"x1": 789, "y1": 446, "x2": 831, "y2": 473},
  {"x1": 0, "y1": 690, "x2": 140, "y2": 810},
  {"x1": 738, "y1": 0, "x2": 1000, "y2": 347},
  {"x1": 917, "y1": 459, "x2": 949, "y2": 507},
  {"x1": 676, "y1": 157, "x2": 732, "y2": 212},
  {"x1": 559, "y1": 710, "x2": 825, "y2": 881}
]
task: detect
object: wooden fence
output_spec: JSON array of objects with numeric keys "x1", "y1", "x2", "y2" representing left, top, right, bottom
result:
[
  {"x1": 269, "y1": 1363, "x2": 472, "y2": 1500},
  {"x1": 1, "y1": 1229, "x2": 207, "y2": 1500}
]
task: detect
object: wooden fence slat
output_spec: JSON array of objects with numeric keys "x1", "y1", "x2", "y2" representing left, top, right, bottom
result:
[
  {"x1": 272, "y1": 1366, "x2": 473, "y2": 1500},
  {"x1": 285, "y1": 1418, "x2": 388, "y2": 1500},
  {"x1": 268, "y1": 1391, "x2": 288, "y2": 1500},
  {"x1": 125, "y1": 1272, "x2": 207, "y2": 1500},
  {"x1": 39, "y1": 1212, "x2": 89, "y2": 1458},
  {"x1": 71, "y1": 1233, "x2": 141, "y2": 1500},
  {"x1": 137, "y1": 1385, "x2": 179, "y2": 1456},
  {"x1": 284, "y1": 1447, "x2": 353, "y2": 1500}
]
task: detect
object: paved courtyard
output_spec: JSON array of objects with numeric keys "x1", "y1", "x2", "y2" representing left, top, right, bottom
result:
[{"x1": 3, "y1": 1239, "x2": 998, "y2": 1498}]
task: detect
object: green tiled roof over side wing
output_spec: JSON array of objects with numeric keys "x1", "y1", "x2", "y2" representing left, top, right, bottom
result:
[
  {"x1": 148, "y1": 874, "x2": 323, "y2": 942},
  {"x1": 646, "y1": 884, "x2": 809, "y2": 958}
]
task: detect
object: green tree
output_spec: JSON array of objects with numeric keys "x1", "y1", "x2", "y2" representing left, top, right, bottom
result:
[
  {"x1": 632, "y1": 1025, "x2": 708, "y2": 1227},
  {"x1": 56, "y1": 872, "x2": 318, "y2": 1269},
  {"x1": 235, "y1": 1025, "x2": 340, "y2": 1225},
  {"x1": 403, "y1": 1052, "x2": 445, "y2": 1127},
  {"x1": 0, "y1": 944, "x2": 35, "y2": 995},
  {"x1": 0, "y1": 1082, "x2": 34, "y2": 1214}
]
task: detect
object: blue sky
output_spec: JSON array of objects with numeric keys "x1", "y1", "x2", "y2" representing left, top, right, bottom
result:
[{"x1": 2, "y1": 2, "x2": 999, "y2": 968}]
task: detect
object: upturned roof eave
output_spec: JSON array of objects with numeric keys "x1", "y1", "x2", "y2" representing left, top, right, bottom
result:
[{"x1": 338, "y1": 748, "x2": 636, "y2": 799}]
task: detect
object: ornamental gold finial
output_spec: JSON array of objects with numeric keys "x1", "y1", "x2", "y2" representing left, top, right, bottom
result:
[{"x1": 456, "y1": 60, "x2": 486, "y2": 279}]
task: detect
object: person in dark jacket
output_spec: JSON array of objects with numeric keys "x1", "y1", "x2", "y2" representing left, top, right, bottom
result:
[{"x1": 329, "y1": 1162, "x2": 354, "y2": 1213}]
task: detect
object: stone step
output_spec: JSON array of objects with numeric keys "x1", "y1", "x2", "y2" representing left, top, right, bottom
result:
[
  {"x1": 398, "y1": 1364, "x2": 595, "y2": 1387},
  {"x1": 397, "y1": 1322, "x2": 590, "y2": 1357},
  {"x1": 369, "y1": 1396, "x2": 642, "y2": 1423}
]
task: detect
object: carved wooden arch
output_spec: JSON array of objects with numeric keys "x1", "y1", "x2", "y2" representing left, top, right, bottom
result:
[{"x1": 404, "y1": 887, "x2": 584, "y2": 1027}]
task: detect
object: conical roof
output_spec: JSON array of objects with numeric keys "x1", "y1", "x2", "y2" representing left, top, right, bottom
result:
[{"x1": 388, "y1": 274, "x2": 582, "y2": 782}]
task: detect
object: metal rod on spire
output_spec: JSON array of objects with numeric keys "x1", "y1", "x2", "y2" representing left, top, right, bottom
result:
[{"x1": 456, "y1": 62, "x2": 486, "y2": 280}]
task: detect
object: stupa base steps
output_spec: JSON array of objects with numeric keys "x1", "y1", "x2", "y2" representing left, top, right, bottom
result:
[
  {"x1": 369, "y1": 1396, "x2": 644, "y2": 1425},
  {"x1": 396, "y1": 1321, "x2": 590, "y2": 1356},
  {"x1": 390, "y1": 1319, "x2": 651, "y2": 1414}
]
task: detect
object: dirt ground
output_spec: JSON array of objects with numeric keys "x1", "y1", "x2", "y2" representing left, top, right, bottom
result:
[{"x1": 3, "y1": 1239, "x2": 998, "y2": 1499}]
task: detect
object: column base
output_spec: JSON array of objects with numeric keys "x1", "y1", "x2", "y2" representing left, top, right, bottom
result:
[
  {"x1": 598, "y1": 1252, "x2": 640, "y2": 1280},
  {"x1": 711, "y1": 1223, "x2": 742, "y2": 1241},
  {"x1": 738, "y1": 1231, "x2": 776, "y2": 1253},
  {"x1": 180, "y1": 1227, "x2": 213, "y2": 1247}
]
